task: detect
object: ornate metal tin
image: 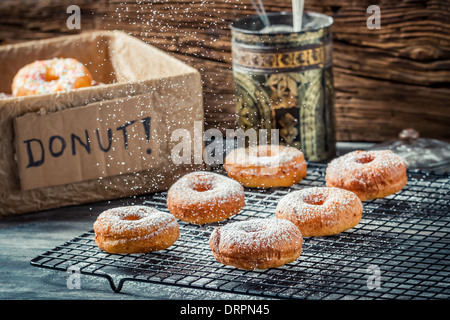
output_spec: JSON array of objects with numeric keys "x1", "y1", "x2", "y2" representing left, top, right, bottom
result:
[{"x1": 231, "y1": 12, "x2": 336, "y2": 162}]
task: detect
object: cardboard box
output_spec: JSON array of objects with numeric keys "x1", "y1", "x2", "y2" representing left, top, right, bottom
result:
[{"x1": 0, "y1": 31, "x2": 204, "y2": 217}]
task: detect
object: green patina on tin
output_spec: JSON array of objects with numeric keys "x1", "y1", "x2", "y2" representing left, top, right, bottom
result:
[{"x1": 231, "y1": 12, "x2": 336, "y2": 162}]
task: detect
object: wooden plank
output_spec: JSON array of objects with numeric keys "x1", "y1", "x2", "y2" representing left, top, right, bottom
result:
[{"x1": 0, "y1": 0, "x2": 448, "y2": 142}]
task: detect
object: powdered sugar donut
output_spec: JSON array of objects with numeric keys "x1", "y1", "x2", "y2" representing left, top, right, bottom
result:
[
  {"x1": 94, "y1": 205, "x2": 179, "y2": 254},
  {"x1": 224, "y1": 145, "x2": 307, "y2": 188},
  {"x1": 12, "y1": 58, "x2": 93, "y2": 97},
  {"x1": 275, "y1": 187, "x2": 363, "y2": 237},
  {"x1": 325, "y1": 150, "x2": 408, "y2": 201},
  {"x1": 209, "y1": 218, "x2": 303, "y2": 270},
  {"x1": 167, "y1": 171, "x2": 245, "y2": 224}
]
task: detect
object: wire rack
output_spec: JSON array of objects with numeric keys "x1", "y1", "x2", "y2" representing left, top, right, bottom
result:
[{"x1": 30, "y1": 164, "x2": 450, "y2": 299}]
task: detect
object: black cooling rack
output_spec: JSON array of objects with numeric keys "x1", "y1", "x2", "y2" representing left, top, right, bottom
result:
[{"x1": 30, "y1": 164, "x2": 450, "y2": 299}]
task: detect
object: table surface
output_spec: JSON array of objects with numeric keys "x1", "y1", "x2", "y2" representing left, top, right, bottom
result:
[{"x1": 0, "y1": 142, "x2": 445, "y2": 300}]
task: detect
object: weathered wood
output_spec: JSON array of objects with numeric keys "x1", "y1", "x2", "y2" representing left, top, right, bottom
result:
[{"x1": 0, "y1": 0, "x2": 449, "y2": 142}]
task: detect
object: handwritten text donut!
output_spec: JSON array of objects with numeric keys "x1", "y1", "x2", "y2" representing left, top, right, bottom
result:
[
  {"x1": 14, "y1": 95, "x2": 161, "y2": 190},
  {"x1": 23, "y1": 116, "x2": 152, "y2": 168}
]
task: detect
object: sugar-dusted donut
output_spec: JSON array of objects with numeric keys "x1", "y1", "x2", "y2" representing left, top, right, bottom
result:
[
  {"x1": 209, "y1": 218, "x2": 303, "y2": 270},
  {"x1": 167, "y1": 171, "x2": 245, "y2": 224},
  {"x1": 275, "y1": 187, "x2": 363, "y2": 237},
  {"x1": 325, "y1": 150, "x2": 408, "y2": 201},
  {"x1": 93, "y1": 205, "x2": 179, "y2": 254},
  {"x1": 12, "y1": 58, "x2": 93, "y2": 97},
  {"x1": 224, "y1": 145, "x2": 307, "y2": 188}
]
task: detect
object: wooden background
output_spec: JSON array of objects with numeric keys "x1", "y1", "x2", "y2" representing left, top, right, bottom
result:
[{"x1": 0, "y1": 0, "x2": 449, "y2": 142}]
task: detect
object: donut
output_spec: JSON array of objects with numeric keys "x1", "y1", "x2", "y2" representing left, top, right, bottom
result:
[
  {"x1": 12, "y1": 58, "x2": 93, "y2": 97},
  {"x1": 224, "y1": 145, "x2": 307, "y2": 188},
  {"x1": 209, "y1": 218, "x2": 303, "y2": 270},
  {"x1": 325, "y1": 150, "x2": 408, "y2": 201},
  {"x1": 167, "y1": 171, "x2": 245, "y2": 224},
  {"x1": 275, "y1": 187, "x2": 363, "y2": 237},
  {"x1": 93, "y1": 205, "x2": 179, "y2": 254}
]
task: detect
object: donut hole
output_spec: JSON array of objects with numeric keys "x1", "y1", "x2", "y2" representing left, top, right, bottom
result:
[
  {"x1": 122, "y1": 214, "x2": 143, "y2": 221},
  {"x1": 240, "y1": 224, "x2": 261, "y2": 233},
  {"x1": 191, "y1": 181, "x2": 214, "y2": 192},
  {"x1": 355, "y1": 153, "x2": 374, "y2": 164},
  {"x1": 303, "y1": 194, "x2": 326, "y2": 206}
]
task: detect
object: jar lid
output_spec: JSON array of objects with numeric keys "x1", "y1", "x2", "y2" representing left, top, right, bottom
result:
[{"x1": 369, "y1": 128, "x2": 450, "y2": 172}]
